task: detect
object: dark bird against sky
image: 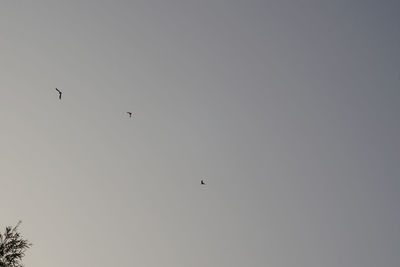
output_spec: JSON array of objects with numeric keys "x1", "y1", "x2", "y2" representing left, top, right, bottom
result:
[{"x1": 55, "y1": 88, "x2": 62, "y2": 100}]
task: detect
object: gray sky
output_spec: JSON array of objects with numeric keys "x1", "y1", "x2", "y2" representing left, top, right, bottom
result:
[{"x1": 1, "y1": 1, "x2": 399, "y2": 266}]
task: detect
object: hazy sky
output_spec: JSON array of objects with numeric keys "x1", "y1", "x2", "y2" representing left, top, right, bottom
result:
[{"x1": 1, "y1": 1, "x2": 399, "y2": 267}]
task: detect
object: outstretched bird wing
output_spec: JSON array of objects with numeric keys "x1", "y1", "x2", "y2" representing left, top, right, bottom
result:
[{"x1": 55, "y1": 88, "x2": 62, "y2": 99}]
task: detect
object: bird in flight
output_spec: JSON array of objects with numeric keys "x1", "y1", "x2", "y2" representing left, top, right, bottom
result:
[
  {"x1": 127, "y1": 112, "x2": 133, "y2": 118},
  {"x1": 201, "y1": 180, "x2": 206, "y2": 185},
  {"x1": 55, "y1": 88, "x2": 62, "y2": 100}
]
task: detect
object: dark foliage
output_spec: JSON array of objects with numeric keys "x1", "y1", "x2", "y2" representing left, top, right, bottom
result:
[{"x1": 0, "y1": 222, "x2": 31, "y2": 267}]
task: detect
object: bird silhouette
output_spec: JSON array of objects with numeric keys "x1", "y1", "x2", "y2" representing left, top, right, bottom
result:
[
  {"x1": 127, "y1": 112, "x2": 132, "y2": 118},
  {"x1": 201, "y1": 180, "x2": 206, "y2": 185},
  {"x1": 55, "y1": 88, "x2": 62, "y2": 100}
]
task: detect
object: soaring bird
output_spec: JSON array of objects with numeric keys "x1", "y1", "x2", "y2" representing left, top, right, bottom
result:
[
  {"x1": 55, "y1": 88, "x2": 62, "y2": 100},
  {"x1": 127, "y1": 112, "x2": 133, "y2": 118},
  {"x1": 201, "y1": 180, "x2": 206, "y2": 185}
]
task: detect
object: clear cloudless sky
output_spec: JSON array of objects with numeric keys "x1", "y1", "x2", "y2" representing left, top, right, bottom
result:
[{"x1": 1, "y1": 1, "x2": 399, "y2": 267}]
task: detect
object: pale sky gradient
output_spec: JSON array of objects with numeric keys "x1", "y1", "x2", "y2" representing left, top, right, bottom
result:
[{"x1": 1, "y1": 1, "x2": 400, "y2": 267}]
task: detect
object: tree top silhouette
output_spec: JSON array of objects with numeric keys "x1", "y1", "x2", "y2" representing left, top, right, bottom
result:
[{"x1": 0, "y1": 221, "x2": 31, "y2": 267}]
